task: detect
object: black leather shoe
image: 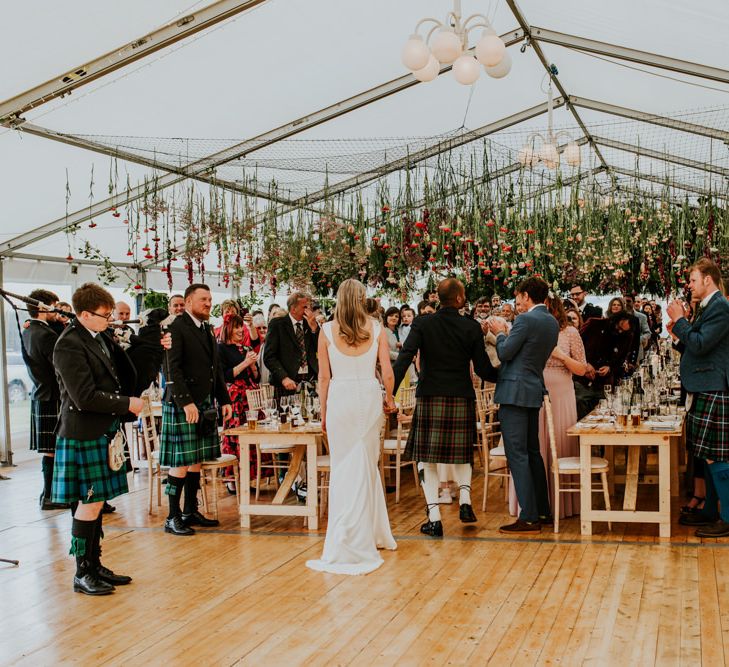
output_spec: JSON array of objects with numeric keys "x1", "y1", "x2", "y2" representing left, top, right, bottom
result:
[
  {"x1": 420, "y1": 520, "x2": 444, "y2": 537},
  {"x1": 678, "y1": 513, "x2": 716, "y2": 527},
  {"x1": 164, "y1": 516, "x2": 195, "y2": 536},
  {"x1": 459, "y1": 504, "x2": 477, "y2": 523},
  {"x1": 181, "y1": 510, "x2": 219, "y2": 527},
  {"x1": 102, "y1": 501, "x2": 116, "y2": 514},
  {"x1": 499, "y1": 519, "x2": 541, "y2": 534},
  {"x1": 73, "y1": 573, "x2": 115, "y2": 596},
  {"x1": 97, "y1": 564, "x2": 132, "y2": 586},
  {"x1": 696, "y1": 520, "x2": 729, "y2": 538},
  {"x1": 40, "y1": 498, "x2": 69, "y2": 511}
]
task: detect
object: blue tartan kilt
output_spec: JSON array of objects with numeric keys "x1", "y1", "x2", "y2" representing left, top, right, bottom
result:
[
  {"x1": 159, "y1": 401, "x2": 220, "y2": 467},
  {"x1": 51, "y1": 422, "x2": 128, "y2": 504},
  {"x1": 30, "y1": 398, "x2": 59, "y2": 453},
  {"x1": 687, "y1": 391, "x2": 729, "y2": 462},
  {"x1": 404, "y1": 396, "x2": 477, "y2": 465}
]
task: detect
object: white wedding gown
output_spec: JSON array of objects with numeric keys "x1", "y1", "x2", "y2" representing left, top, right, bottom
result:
[{"x1": 306, "y1": 320, "x2": 397, "y2": 575}]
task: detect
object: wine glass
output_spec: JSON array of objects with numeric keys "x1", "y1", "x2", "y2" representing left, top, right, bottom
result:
[{"x1": 603, "y1": 384, "x2": 613, "y2": 414}]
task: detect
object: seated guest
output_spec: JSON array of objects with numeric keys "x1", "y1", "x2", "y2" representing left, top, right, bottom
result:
[
  {"x1": 574, "y1": 310, "x2": 635, "y2": 419},
  {"x1": 218, "y1": 314, "x2": 260, "y2": 490},
  {"x1": 384, "y1": 307, "x2": 401, "y2": 362},
  {"x1": 568, "y1": 283, "x2": 603, "y2": 320}
]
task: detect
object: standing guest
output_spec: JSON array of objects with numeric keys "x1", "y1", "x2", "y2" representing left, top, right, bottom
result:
[
  {"x1": 491, "y1": 294, "x2": 502, "y2": 309},
  {"x1": 251, "y1": 314, "x2": 270, "y2": 384},
  {"x1": 384, "y1": 307, "x2": 401, "y2": 363},
  {"x1": 473, "y1": 297, "x2": 491, "y2": 321},
  {"x1": 168, "y1": 294, "x2": 185, "y2": 316},
  {"x1": 268, "y1": 305, "x2": 287, "y2": 320},
  {"x1": 218, "y1": 314, "x2": 259, "y2": 489},
  {"x1": 642, "y1": 302, "x2": 661, "y2": 350},
  {"x1": 668, "y1": 259, "x2": 729, "y2": 537},
  {"x1": 263, "y1": 292, "x2": 319, "y2": 400},
  {"x1": 49, "y1": 301, "x2": 72, "y2": 336},
  {"x1": 366, "y1": 298, "x2": 382, "y2": 322},
  {"x1": 624, "y1": 293, "x2": 651, "y2": 366},
  {"x1": 607, "y1": 296, "x2": 625, "y2": 315},
  {"x1": 214, "y1": 300, "x2": 259, "y2": 349},
  {"x1": 501, "y1": 303, "x2": 516, "y2": 322},
  {"x1": 417, "y1": 300, "x2": 436, "y2": 316},
  {"x1": 160, "y1": 284, "x2": 232, "y2": 536},
  {"x1": 51, "y1": 283, "x2": 145, "y2": 595},
  {"x1": 111, "y1": 301, "x2": 135, "y2": 350},
  {"x1": 393, "y1": 278, "x2": 497, "y2": 537},
  {"x1": 399, "y1": 306, "x2": 415, "y2": 342},
  {"x1": 565, "y1": 307, "x2": 583, "y2": 330},
  {"x1": 268, "y1": 303, "x2": 282, "y2": 319},
  {"x1": 487, "y1": 277, "x2": 559, "y2": 533},
  {"x1": 22, "y1": 289, "x2": 65, "y2": 510},
  {"x1": 574, "y1": 311, "x2": 635, "y2": 419},
  {"x1": 423, "y1": 288, "x2": 438, "y2": 307},
  {"x1": 568, "y1": 283, "x2": 603, "y2": 320}
]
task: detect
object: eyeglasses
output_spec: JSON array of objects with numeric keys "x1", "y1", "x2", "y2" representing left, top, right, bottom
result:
[
  {"x1": 89, "y1": 311, "x2": 114, "y2": 321},
  {"x1": 569, "y1": 290, "x2": 585, "y2": 298}
]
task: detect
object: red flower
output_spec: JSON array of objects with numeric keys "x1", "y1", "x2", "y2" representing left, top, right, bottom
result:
[
  {"x1": 415, "y1": 221, "x2": 426, "y2": 229},
  {"x1": 89, "y1": 222, "x2": 97, "y2": 228},
  {"x1": 484, "y1": 268, "x2": 492, "y2": 275},
  {"x1": 485, "y1": 219, "x2": 495, "y2": 227},
  {"x1": 499, "y1": 226, "x2": 508, "y2": 233},
  {"x1": 134, "y1": 284, "x2": 143, "y2": 290},
  {"x1": 126, "y1": 250, "x2": 133, "y2": 257},
  {"x1": 381, "y1": 205, "x2": 390, "y2": 213},
  {"x1": 525, "y1": 229, "x2": 535, "y2": 235},
  {"x1": 66, "y1": 254, "x2": 73, "y2": 261}
]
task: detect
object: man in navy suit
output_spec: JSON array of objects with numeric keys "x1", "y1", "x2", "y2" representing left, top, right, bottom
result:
[
  {"x1": 668, "y1": 258, "x2": 729, "y2": 537},
  {"x1": 487, "y1": 277, "x2": 559, "y2": 533}
]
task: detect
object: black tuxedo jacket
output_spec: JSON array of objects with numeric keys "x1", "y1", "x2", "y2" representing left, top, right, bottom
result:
[
  {"x1": 54, "y1": 322, "x2": 137, "y2": 440},
  {"x1": 263, "y1": 316, "x2": 319, "y2": 388},
  {"x1": 393, "y1": 307, "x2": 497, "y2": 398},
  {"x1": 581, "y1": 303, "x2": 603, "y2": 320},
  {"x1": 21, "y1": 320, "x2": 60, "y2": 402},
  {"x1": 163, "y1": 312, "x2": 231, "y2": 409}
]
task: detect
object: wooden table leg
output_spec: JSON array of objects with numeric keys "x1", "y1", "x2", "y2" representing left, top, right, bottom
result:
[
  {"x1": 272, "y1": 445, "x2": 305, "y2": 505},
  {"x1": 623, "y1": 445, "x2": 641, "y2": 511},
  {"x1": 306, "y1": 440, "x2": 319, "y2": 530},
  {"x1": 670, "y1": 435, "x2": 679, "y2": 497},
  {"x1": 240, "y1": 442, "x2": 251, "y2": 528},
  {"x1": 580, "y1": 438, "x2": 592, "y2": 536},
  {"x1": 659, "y1": 439, "x2": 671, "y2": 538},
  {"x1": 606, "y1": 444, "x2": 615, "y2": 496}
]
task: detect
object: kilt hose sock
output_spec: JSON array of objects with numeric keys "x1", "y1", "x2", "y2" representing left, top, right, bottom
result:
[
  {"x1": 453, "y1": 464, "x2": 472, "y2": 504},
  {"x1": 70, "y1": 518, "x2": 96, "y2": 576},
  {"x1": 420, "y1": 463, "x2": 441, "y2": 522},
  {"x1": 183, "y1": 471, "x2": 201, "y2": 515},
  {"x1": 41, "y1": 455, "x2": 54, "y2": 498},
  {"x1": 166, "y1": 474, "x2": 186, "y2": 519}
]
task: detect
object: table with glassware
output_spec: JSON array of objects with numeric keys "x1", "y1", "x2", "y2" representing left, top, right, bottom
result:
[{"x1": 568, "y1": 348, "x2": 685, "y2": 538}]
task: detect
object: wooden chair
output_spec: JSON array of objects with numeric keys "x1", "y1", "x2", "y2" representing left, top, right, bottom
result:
[
  {"x1": 544, "y1": 394, "x2": 611, "y2": 533},
  {"x1": 380, "y1": 386, "x2": 419, "y2": 503},
  {"x1": 246, "y1": 387, "x2": 294, "y2": 499},
  {"x1": 138, "y1": 396, "x2": 166, "y2": 514},
  {"x1": 200, "y1": 450, "x2": 240, "y2": 520},
  {"x1": 475, "y1": 385, "x2": 498, "y2": 468},
  {"x1": 315, "y1": 434, "x2": 331, "y2": 518}
]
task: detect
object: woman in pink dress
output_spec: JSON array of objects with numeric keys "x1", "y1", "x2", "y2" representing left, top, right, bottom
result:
[{"x1": 509, "y1": 295, "x2": 589, "y2": 519}]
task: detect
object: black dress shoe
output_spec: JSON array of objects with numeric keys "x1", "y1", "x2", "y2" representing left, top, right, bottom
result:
[
  {"x1": 459, "y1": 504, "x2": 477, "y2": 523},
  {"x1": 40, "y1": 498, "x2": 69, "y2": 511},
  {"x1": 696, "y1": 520, "x2": 729, "y2": 538},
  {"x1": 73, "y1": 573, "x2": 115, "y2": 596},
  {"x1": 102, "y1": 501, "x2": 116, "y2": 514},
  {"x1": 678, "y1": 513, "x2": 717, "y2": 527},
  {"x1": 97, "y1": 565, "x2": 132, "y2": 586},
  {"x1": 420, "y1": 520, "x2": 443, "y2": 537},
  {"x1": 164, "y1": 516, "x2": 195, "y2": 536},
  {"x1": 181, "y1": 510, "x2": 219, "y2": 527},
  {"x1": 499, "y1": 519, "x2": 541, "y2": 534}
]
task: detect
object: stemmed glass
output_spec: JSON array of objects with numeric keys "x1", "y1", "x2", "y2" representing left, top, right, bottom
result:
[{"x1": 603, "y1": 384, "x2": 613, "y2": 414}]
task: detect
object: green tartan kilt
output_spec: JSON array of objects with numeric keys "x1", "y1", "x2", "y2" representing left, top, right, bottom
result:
[
  {"x1": 159, "y1": 401, "x2": 220, "y2": 467},
  {"x1": 687, "y1": 391, "x2": 729, "y2": 462},
  {"x1": 51, "y1": 422, "x2": 128, "y2": 504},
  {"x1": 404, "y1": 396, "x2": 477, "y2": 465}
]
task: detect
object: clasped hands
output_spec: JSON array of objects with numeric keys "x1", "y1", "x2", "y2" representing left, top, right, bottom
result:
[
  {"x1": 480, "y1": 317, "x2": 508, "y2": 336},
  {"x1": 666, "y1": 299, "x2": 690, "y2": 324}
]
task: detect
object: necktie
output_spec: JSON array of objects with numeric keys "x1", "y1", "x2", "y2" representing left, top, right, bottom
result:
[{"x1": 295, "y1": 321, "x2": 306, "y2": 367}]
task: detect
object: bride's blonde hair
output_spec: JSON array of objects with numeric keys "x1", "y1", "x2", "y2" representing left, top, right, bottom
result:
[{"x1": 335, "y1": 279, "x2": 371, "y2": 346}]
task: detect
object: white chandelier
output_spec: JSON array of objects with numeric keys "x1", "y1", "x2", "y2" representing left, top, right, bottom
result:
[
  {"x1": 518, "y1": 84, "x2": 581, "y2": 170},
  {"x1": 401, "y1": 0, "x2": 511, "y2": 85}
]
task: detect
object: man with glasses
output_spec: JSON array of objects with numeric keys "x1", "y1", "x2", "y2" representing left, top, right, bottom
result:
[{"x1": 568, "y1": 284, "x2": 602, "y2": 321}]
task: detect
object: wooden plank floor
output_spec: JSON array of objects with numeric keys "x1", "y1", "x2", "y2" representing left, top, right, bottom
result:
[{"x1": 1, "y1": 457, "x2": 729, "y2": 666}]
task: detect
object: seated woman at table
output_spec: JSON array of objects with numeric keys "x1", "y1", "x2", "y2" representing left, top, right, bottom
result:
[{"x1": 218, "y1": 314, "x2": 260, "y2": 491}]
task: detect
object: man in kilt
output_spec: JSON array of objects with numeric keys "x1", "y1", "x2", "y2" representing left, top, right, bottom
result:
[
  {"x1": 393, "y1": 278, "x2": 496, "y2": 537},
  {"x1": 487, "y1": 277, "x2": 558, "y2": 534},
  {"x1": 668, "y1": 258, "x2": 729, "y2": 537},
  {"x1": 52, "y1": 283, "x2": 145, "y2": 595},
  {"x1": 160, "y1": 284, "x2": 232, "y2": 536},
  {"x1": 21, "y1": 289, "x2": 66, "y2": 510}
]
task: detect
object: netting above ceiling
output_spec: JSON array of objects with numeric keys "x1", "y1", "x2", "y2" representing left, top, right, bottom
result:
[{"x1": 70, "y1": 102, "x2": 729, "y2": 202}]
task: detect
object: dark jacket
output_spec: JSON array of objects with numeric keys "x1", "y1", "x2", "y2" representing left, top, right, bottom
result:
[
  {"x1": 581, "y1": 303, "x2": 603, "y2": 320},
  {"x1": 163, "y1": 312, "x2": 231, "y2": 409},
  {"x1": 263, "y1": 316, "x2": 319, "y2": 388},
  {"x1": 218, "y1": 342, "x2": 259, "y2": 385},
  {"x1": 577, "y1": 316, "x2": 634, "y2": 388},
  {"x1": 673, "y1": 291, "x2": 729, "y2": 393},
  {"x1": 494, "y1": 304, "x2": 560, "y2": 408},
  {"x1": 21, "y1": 320, "x2": 60, "y2": 402},
  {"x1": 53, "y1": 321, "x2": 137, "y2": 440},
  {"x1": 393, "y1": 307, "x2": 497, "y2": 398}
]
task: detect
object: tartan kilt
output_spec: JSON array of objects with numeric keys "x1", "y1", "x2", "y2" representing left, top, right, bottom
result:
[
  {"x1": 687, "y1": 391, "x2": 729, "y2": 462},
  {"x1": 159, "y1": 400, "x2": 220, "y2": 467},
  {"x1": 51, "y1": 422, "x2": 128, "y2": 504},
  {"x1": 404, "y1": 396, "x2": 477, "y2": 465},
  {"x1": 30, "y1": 398, "x2": 59, "y2": 453}
]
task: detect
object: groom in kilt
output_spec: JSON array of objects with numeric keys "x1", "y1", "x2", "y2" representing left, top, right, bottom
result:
[
  {"x1": 160, "y1": 284, "x2": 232, "y2": 536},
  {"x1": 52, "y1": 283, "x2": 145, "y2": 595},
  {"x1": 668, "y1": 258, "x2": 729, "y2": 537},
  {"x1": 393, "y1": 278, "x2": 496, "y2": 537},
  {"x1": 21, "y1": 289, "x2": 67, "y2": 510}
]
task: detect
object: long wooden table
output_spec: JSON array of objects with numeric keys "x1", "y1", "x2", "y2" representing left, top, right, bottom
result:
[
  {"x1": 224, "y1": 425, "x2": 322, "y2": 530},
  {"x1": 567, "y1": 415, "x2": 684, "y2": 538}
]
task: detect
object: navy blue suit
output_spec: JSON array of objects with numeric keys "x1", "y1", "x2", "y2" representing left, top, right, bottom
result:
[{"x1": 495, "y1": 304, "x2": 559, "y2": 522}]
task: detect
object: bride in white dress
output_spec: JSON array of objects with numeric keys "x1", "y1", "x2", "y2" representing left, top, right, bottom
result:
[{"x1": 306, "y1": 279, "x2": 397, "y2": 575}]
